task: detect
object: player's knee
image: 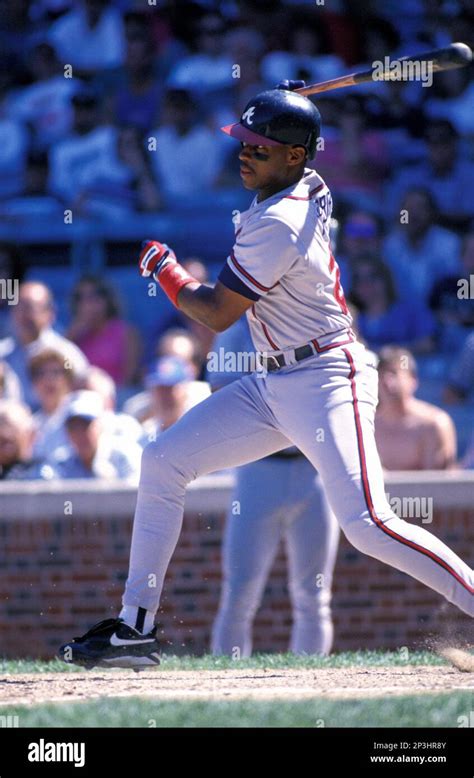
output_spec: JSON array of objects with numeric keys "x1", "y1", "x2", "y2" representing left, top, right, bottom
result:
[
  {"x1": 140, "y1": 439, "x2": 190, "y2": 487},
  {"x1": 290, "y1": 580, "x2": 331, "y2": 605},
  {"x1": 220, "y1": 578, "x2": 261, "y2": 616},
  {"x1": 342, "y1": 520, "x2": 378, "y2": 555}
]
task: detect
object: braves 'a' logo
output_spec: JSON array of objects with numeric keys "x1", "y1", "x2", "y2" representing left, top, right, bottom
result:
[{"x1": 242, "y1": 106, "x2": 256, "y2": 125}]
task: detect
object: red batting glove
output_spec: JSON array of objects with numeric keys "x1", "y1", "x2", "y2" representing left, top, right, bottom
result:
[
  {"x1": 138, "y1": 240, "x2": 176, "y2": 281},
  {"x1": 138, "y1": 240, "x2": 196, "y2": 308}
]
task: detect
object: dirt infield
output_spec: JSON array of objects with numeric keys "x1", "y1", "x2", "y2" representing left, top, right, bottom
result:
[{"x1": 1, "y1": 664, "x2": 474, "y2": 707}]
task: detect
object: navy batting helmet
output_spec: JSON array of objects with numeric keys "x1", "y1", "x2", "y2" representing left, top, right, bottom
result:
[{"x1": 221, "y1": 89, "x2": 321, "y2": 159}]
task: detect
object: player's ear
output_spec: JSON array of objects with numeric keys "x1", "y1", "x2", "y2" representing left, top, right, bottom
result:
[{"x1": 287, "y1": 145, "x2": 307, "y2": 167}]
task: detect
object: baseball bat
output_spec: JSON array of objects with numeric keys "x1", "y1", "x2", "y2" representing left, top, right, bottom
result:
[{"x1": 296, "y1": 42, "x2": 472, "y2": 96}]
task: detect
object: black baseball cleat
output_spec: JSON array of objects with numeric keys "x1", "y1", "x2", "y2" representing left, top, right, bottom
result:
[{"x1": 58, "y1": 618, "x2": 161, "y2": 670}]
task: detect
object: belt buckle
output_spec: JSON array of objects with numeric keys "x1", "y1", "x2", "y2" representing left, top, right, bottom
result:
[{"x1": 261, "y1": 353, "x2": 281, "y2": 372}]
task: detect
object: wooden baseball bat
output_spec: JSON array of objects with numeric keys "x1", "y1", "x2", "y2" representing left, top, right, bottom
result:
[{"x1": 296, "y1": 42, "x2": 472, "y2": 97}]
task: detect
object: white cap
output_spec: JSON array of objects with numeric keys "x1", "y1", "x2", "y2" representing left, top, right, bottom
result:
[{"x1": 64, "y1": 391, "x2": 104, "y2": 422}]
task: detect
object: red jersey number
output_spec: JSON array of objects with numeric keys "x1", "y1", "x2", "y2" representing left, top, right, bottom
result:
[{"x1": 329, "y1": 252, "x2": 348, "y2": 315}]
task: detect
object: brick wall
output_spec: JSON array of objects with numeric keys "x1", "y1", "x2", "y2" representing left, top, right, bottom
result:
[{"x1": 0, "y1": 475, "x2": 473, "y2": 659}]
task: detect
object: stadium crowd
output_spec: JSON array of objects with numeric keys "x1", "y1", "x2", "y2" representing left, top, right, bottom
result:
[{"x1": 0, "y1": 0, "x2": 473, "y2": 480}]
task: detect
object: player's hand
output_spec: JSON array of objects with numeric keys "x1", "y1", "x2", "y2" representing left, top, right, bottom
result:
[
  {"x1": 275, "y1": 79, "x2": 306, "y2": 91},
  {"x1": 138, "y1": 240, "x2": 177, "y2": 281}
]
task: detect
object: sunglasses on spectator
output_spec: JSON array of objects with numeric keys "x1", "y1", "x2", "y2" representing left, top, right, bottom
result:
[{"x1": 32, "y1": 366, "x2": 67, "y2": 379}]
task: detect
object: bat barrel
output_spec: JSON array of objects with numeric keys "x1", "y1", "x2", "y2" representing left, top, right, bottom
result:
[
  {"x1": 399, "y1": 42, "x2": 472, "y2": 71},
  {"x1": 297, "y1": 42, "x2": 472, "y2": 97}
]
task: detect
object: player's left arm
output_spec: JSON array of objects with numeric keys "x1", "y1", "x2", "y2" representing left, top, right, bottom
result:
[
  {"x1": 138, "y1": 240, "x2": 253, "y2": 332},
  {"x1": 177, "y1": 280, "x2": 253, "y2": 332}
]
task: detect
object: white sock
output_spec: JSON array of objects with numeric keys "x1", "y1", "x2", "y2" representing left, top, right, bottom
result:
[{"x1": 119, "y1": 605, "x2": 155, "y2": 634}]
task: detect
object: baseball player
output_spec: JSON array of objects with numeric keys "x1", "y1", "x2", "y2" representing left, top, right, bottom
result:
[
  {"x1": 60, "y1": 85, "x2": 474, "y2": 669},
  {"x1": 208, "y1": 316, "x2": 340, "y2": 657}
]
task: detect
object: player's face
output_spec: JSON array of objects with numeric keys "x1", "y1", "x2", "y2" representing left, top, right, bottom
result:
[
  {"x1": 238, "y1": 143, "x2": 305, "y2": 195},
  {"x1": 378, "y1": 364, "x2": 417, "y2": 403}
]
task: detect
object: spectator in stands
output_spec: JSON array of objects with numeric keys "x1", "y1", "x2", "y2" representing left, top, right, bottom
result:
[
  {"x1": 6, "y1": 42, "x2": 78, "y2": 148},
  {"x1": 0, "y1": 399, "x2": 54, "y2": 480},
  {"x1": 262, "y1": 19, "x2": 343, "y2": 86},
  {"x1": 123, "y1": 328, "x2": 209, "y2": 424},
  {"x1": 49, "y1": 90, "x2": 144, "y2": 216},
  {"x1": 149, "y1": 88, "x2": 228, "y2": 203},
  {"x1": 121, "y1": 9, "x2": 186, "y2": 82},
  {"x1": 0, "y1": 281, "x2": 88, "y2": 409},
  {"x1": 312, "y1": 95, "x2": 389, "y2": 212},
  {"x1": 348, "y1": 256, "x2": 435, "y2": 354},
  {"x1": 384, "y1": 188, "x2": 461, "y2": 304},
  {"x1": 157, "y1": 327, "x2": 201, "y2": 379},
  {"x1": 1, "y1": 151, "x2": 63, "y2": 221},
  {"x1": 67, "y1": 275, "x2": 140, "y2": 388},
  {"x1": 140, "y1": 355, "x2": 207, "y2": 444},
  {"x1": 336, "y1": 211, "x2": 382, "y2": 289},
  {"x1": 48, "y1": 89, "x2": 109, "y2": 200},
  {"x1": 366, "y1": 80, "x2": 426, "y2": 163},
  {"x1": 443, "y1": 331, "x2": 474, "y2": 404},
  {"x1": 84, "y1": 365, "x2": 143, "y2": 444},
  {"x1": 20, "y1": 151, "x2": 49, "y2": 197},
  {"x1": 102, "y1": 32, "x2": 162, "y2": 132},
  {"x1": 51, "y1": 390, "x2": 142, "y2": 482},
  {"x1": 211, "y1": 25, "x2": 266, "y2": 134},
  {"x1": 425, "y1": 66, "x2": 474, "y2": 138},
  {"x1": 375, "y1": 346, "x2": 456, "y2": 470},
  {"x1": 385, "y1": 121, "x2": 474, "y2": 230},
  {"x1": 429, "y1": 230, "x2": 474, "y2": 351},
  {"x1": 29, "y1": 347, "x2": 76, "y2": 459},
  {"x1": 0, "y1": 115, "x2": 29, "y2": 199},
  {"x1": 0, "y1": 0, "x2": 41, "y2": 57},
  {"x1": 359, "y1": 16, "x2": 403, "y2": 70},
  {"x1": 168, "y1": 13, "x2": 233, "y2": 94},
  {"x1": 0, "y1": 360, "x2": 21, "y2": 401},
  {"x1": 410, "y1": 0, "x2": 453, "y2": 50},
  {"x1": 48, "y1": 0, "x2": 125, "y2": 73},
  {"x1": 115, "y1": 126, "x2": 162, "y2": 212}
]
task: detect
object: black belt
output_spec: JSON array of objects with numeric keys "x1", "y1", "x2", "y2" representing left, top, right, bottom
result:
[{"x1": 261, "y1": 343, "x2": 314, "y2": 372}]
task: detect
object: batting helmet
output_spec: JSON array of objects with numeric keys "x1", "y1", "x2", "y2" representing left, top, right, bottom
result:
[{"x1": 221, "y1": 89, "x2": 321, "y2": 159}]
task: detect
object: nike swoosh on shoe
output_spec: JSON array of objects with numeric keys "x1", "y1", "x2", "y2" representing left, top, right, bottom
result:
[{"x1": 109, "y1": 633, "x2": 157, "y2": 647}]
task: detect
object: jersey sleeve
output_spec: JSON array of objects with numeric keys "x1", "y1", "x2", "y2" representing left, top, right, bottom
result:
[{"x1": 218, "y1": 217, "x2": 300, "y2": 301}]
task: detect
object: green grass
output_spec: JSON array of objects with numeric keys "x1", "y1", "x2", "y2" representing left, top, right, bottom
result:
[
  {"x1": 1, "y1": 651, "x2": 466, "y2": 728},
  {"x1": 2, "y1": 692, "x2": 471, "y2": 728},
  {"x1": 0, "y1": 649, "x2": 446, "y2": 675}
]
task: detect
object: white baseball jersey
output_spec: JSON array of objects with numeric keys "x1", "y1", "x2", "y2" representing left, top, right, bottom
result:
[{"x1": 218, "y1": 168, "x2": 352, "y2": 353}]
